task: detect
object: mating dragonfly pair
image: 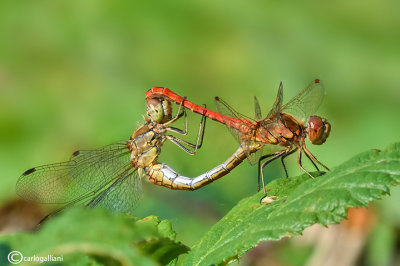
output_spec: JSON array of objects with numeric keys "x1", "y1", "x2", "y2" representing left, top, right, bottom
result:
[{"x1": 16, "y1": 79, "x2": 331, "y2": 223}]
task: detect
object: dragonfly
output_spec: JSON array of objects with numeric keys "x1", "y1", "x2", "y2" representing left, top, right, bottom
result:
[
  {"x1": 146, "y1": 79, "x2": 331, "y2": 194},
  {"x1": 16, "y1": 97, "x2": 210, "y2": 224}
]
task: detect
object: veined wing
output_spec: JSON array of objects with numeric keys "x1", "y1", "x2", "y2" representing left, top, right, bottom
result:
[
  {"x1": 16, "y1": 142, "x2": 132, "y2": 205},
  {"x1": 215, "y1": 97, "x2": 262, "y2": 165},
  {"x1": 87, "y1": 167, "x2": 143, "y2": 214},
  {"x1": 215, "y1": 97, "x2": 256, "y2": 123},
  {"x1": 260, "y1": 82, "x2": 284, "y2": 139},
  {"x1": 248, "y1": 87, "x2": 288, "y2": 165},
  {"x1": 67, "y1": 142, "x2": 131, "y2": 190},
  {"x1": 254, "y1": 96, "x2": 262, "y2": 120},
  {"x1": 214, "y1": 97, "x2": 246, "y2": 145},
  {"x1": 265, "y1": 82, "x2": 284, "y2": 119},
  {"x1": 281, "y1": 79, "x2": 325, "y2": 124}
]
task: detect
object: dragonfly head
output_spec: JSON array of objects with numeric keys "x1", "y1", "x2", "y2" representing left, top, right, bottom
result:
[
  {"x1": 306, "y1": 115, "x2": 331, "y2": 145},
  {"x1": 146, "y1": 98, "x2": 172, "y2": 123}
]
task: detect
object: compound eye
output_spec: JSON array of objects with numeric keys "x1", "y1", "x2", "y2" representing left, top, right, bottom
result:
[
  {"x1": 147, "y1": 99, "x2": 164, "y2": 122},
  {"x1": 307, "y1": 116, "x2": 331, "y2": 145}
]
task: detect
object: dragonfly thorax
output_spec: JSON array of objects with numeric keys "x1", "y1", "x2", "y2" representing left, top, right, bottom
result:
[
  {"x1": 256, "y1": 113, "x2": 302, "y2": 146},
  {"x1": 255, "y1": 126, "x2": 278, "y2": 145},
  {"x1": 306, "y1": 115, "x2": 331, "y2": 145},
  {"x1": 129, "y1": 124, "x2": 164, "y2": 168}
]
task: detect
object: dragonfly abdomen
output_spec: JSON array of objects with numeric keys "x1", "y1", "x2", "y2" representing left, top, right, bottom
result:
[
  {"x1": 145, "y1": 146, "x2": 247, "y2": 190},
  {"x1": 146, "y1": 87, "x2": 251, "y2": 133}
]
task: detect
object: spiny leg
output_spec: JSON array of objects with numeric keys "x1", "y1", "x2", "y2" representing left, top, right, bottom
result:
[
  {"x1": 194, "y1": 105, "x2": 207, "y2": 150},
  {"x1": 257, "y1": 152, "x2": 279, "y2": 192},
  {"x1": 163, "y1": 99, "x2": 185, "y2": 127},
  {"x1": 166, "y1": 103, "x2": 207, "y2": 137},
  {"x1": 166, "y1": 135, "x2": 198, "y2": 154},
  {"x1": 166, "y1": 135, "x2": 202, "y2": 155},
  {"x1": 165, "y1": 103, "x2": 206, "y2": 147},
  {"x1": 297, "y1": 147, "x2": 314, "y2": 178},
  {"x1": 304, "y1": 150, "x2": 320, "y2": 172},
  {"x1": 302, "y1": 144, "x2": 330, "y2": 171},
  {"x1": 280, "y1": 148, "x2": 297, "y2": 178},
  {"x1": 165, "y1": 105, "x2": 207, "y2": 155},
  {"x1": 259, "y1": 150, "x2": 288, "y2": 194},
  {"x1": 165, "y1": 104, "x2": 189, "y2": 135}
]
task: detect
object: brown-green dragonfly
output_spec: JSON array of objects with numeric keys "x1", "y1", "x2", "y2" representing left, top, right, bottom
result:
[{"x1": 16, "y1": 98, "x2": 215, "y2": 223}]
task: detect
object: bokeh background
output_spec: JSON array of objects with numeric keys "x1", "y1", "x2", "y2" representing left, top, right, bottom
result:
[{"x1": 1, "y1": 0, "x2": 399, "y2": 265}]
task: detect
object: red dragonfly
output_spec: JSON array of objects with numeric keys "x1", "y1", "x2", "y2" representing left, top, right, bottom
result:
[{"x1": 146, "y1": 79, "x2": 331, "y2": 194}]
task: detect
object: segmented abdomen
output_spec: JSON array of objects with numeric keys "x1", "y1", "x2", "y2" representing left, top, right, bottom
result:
[{"x1": 145, "y1": 146, "x2": 248, "y2": 190}]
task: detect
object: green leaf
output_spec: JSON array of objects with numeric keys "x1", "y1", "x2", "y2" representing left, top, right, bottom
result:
[
  {"x1": 183, "y1": 142, "x2": 400, "y2": 265},
  {"x1": 0, "y1": 209, "x2": 189, "y2": 265}
]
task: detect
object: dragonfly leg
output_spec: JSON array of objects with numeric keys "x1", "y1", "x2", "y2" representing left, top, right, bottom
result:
[
  {"x1": 257, "y1": 153, "x2": 278, "y2": 192},
  {"x1": 166, "y1": 104, "x2": 207, "y2": 148},
  {"x1": 297, "y1": 147, "x2": 314, "y2": 178},
  {"x1": 165, "y1": 104, "x2": 188, "y2": 135},
  {"x1": 163, "y1": 99, "x2": 185, "y2": 127},
  {"x1": 302, "y1": 144, "x2": 329, "y2": 171},
  {"x1": 191, "y1": 106, "x2": 207, "y2": 150},
  {"x1": 280, "y1": 148, "x2": 297, "y2": 178},
  {"x1": 166, "y1": 135, "x2": 201, "y2": 155},
  {"x1": 259, "y1": 149, "x2": 288, "y2": 194},
  {"x1": 194, "y1": 106, "x2": 207, "y2": 149},
  {"x1": 304, "y1": 151, "x2": 320, "y2": 171},
  {"x1": 165, "y1": 105, "x2": 207, "y2": 155}
]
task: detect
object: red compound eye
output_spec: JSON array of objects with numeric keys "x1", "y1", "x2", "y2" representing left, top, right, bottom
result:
[{"x1": 307, "y1": 116, "x2": 331, "y2": 145}]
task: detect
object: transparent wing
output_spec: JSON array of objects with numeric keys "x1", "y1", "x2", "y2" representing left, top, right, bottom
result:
[
  {"x1": 215, "y1": 97, "x2": 255, "y2": 122},
  {"x1": 248, "y1": 90, "x2": 284, "y2": 165},
  {"x1": 215, "y1": 97, "x2": 264, "y2": 165},
  {"x1": 281, "y1": 79, "x2": 325, "y2": 124},
  {"x1": 214, "y1": 97, "x2": 244, "y2": 145},
  {"x1": 242, "y1": 140, "x2": 261, "y2": 165},
  {"x1": 16, "y1": 142, "x2": 132, "y2": 205},
  {"x1": 254, "y1": 96, "x2": 262, "y2": 120},
  {"x1": 87, "y1": 167, "x2": 143, "y2": 214},
  {"x1": 258, "y1": 82, "x2": 284, "y2": 149},
  {"x1": 266, "y1": 82, "x2": 284, "y2": 119},
  {"x1": 67, "y1": 142, "x2": 131, "y2": 190}
]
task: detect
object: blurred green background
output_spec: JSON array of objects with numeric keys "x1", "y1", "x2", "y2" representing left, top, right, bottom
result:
[{"x1": 1, "y1": 0, "x2": 399, "y2": 264}]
